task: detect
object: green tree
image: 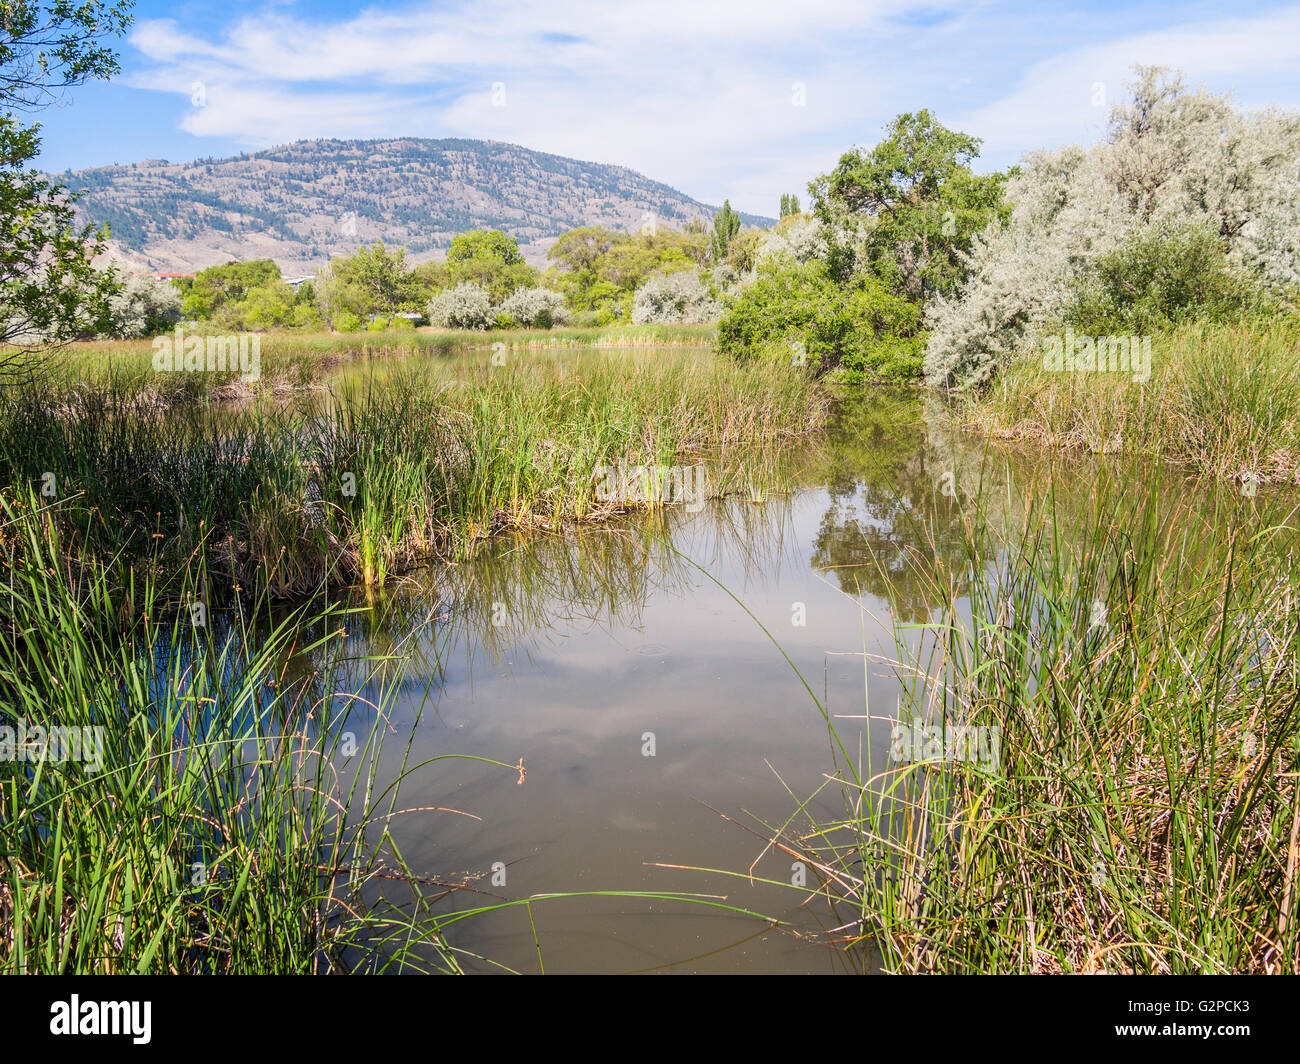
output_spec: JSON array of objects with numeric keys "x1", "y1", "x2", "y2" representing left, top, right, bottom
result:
[
  {"x1": 442, "y1": 229, "x2": 535, "y2": 303},
  {"x1": 235, "y1": 281, "x2": 302, "y2": 330},
  {"x1": 0, "y1": 116, "x2": 116, "y2": 365},
  {"x1": 177, "y1": 259, "x2": 282, "y2": 320},
  {"x1": 447, "y1": 229, "x2": 525, "y2": 267},
  {"x1": 717, "y1": 258, "x2": 925, "y2": 380},
  {"x1": 331, "y1": 241, "x2": 417, "y2": 315},
  {"x1": 779, "y1": 193, "x2": 801, "y2": 218},
  {"x1": 547, "y1": 226, "x2": 620, "y2": 275},
  {"x1": 710, "y1": 200, "x2": 741, "y2": 263},
  {"x1": 811, "y1": 110, "x2": 1009, "y2": 301},
  {"x1": 1, "y1": 0, "x2": 134, "y2": 107},
  {"x1": 545, "y1": 225, "x2": 707, "y2": 320},
  {"x1": 1, "y1": 1, "x2": 135, "y2": 377}
]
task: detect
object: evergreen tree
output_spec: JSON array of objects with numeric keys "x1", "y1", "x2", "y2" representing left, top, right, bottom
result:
[{"x1": 710, "y1": 200, "x2": 741, "y2": 263}]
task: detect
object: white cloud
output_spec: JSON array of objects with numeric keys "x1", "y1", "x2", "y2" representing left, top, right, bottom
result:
[
  {"x1": 957, "y1": 7, "x2": 1300, "y2": 165},
  {"x1": 124, "y1": 1, "x2": 1300, "y2": 213}
]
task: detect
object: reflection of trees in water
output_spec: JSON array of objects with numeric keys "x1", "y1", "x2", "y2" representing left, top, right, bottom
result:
[
  {"x1": 807, "y1": 391, "x2": 1300, "y2": 633},
  {"x1": 808, "y1": 393, "x2": 971, "y2": 622},
  {"x1": 140, "y1": 392, "x2": 1294, "y2": 743},
  {"x1": 804, "y1": 393, "x2": 1160, "y2": 621}
]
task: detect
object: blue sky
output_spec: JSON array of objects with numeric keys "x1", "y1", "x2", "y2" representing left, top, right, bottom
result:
[{"x1": 30, "y1": 0, "x2": 1300, "y2": 214}]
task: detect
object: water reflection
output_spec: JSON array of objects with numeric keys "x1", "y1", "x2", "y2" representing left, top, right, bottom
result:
[{"x1": 162, "y1": 385, "x2": 1297, "y2": 973}]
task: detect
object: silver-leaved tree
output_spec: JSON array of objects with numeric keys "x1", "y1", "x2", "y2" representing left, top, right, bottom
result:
[{"x1": 924, "y1": 66, "x2": 1300, "y2": 393}]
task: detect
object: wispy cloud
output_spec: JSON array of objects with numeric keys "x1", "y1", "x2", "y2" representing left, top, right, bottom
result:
[
  {"x1": 955, "y1": 6, "x2": 1300, "y2": 164},
  {"x1": 120, "y1": 0, "x2": 1300, "y2": 212}
]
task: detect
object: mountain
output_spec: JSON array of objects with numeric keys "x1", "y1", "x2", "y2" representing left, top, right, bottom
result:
[{"x1": 52, "y1": 138, "x2": 773, "y2": 273}]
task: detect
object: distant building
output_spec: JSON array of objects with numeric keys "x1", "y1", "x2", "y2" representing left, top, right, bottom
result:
[{"x1": 283, "y1": 275, "x2": 315, "y2": 288}]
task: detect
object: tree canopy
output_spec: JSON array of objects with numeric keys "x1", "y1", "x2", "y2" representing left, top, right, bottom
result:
[
  {"x1": 434, "y1": 229, "x2": 535, "y2": 303},
  {"x1": 0, "y1": 0, "x2": 134, "y2": 109},
  {"x1": 1, "y1": 1, "x2": 134, "y2": 376},
  {"x1": 811, "y1": 109, "x2": 1010, "y2": 302},
  {"x1": 545, "y1": 225, "x2": 707, "y2": 322}
]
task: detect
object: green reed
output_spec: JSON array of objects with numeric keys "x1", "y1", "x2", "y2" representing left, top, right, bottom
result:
[
  {"x1": 1, "y1": 347, "x2": 822, "y2": 602},
  {"x1": 745, "y1": 462, "x2": 1300, "y2": 973},
  {"x1": 0, "y1": 487, "x2": 534, "y2": 973}
]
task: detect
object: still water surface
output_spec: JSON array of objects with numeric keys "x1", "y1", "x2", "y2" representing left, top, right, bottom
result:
[{"x1": 247, "y1": 362, "x2": 1269, "y2": 973}]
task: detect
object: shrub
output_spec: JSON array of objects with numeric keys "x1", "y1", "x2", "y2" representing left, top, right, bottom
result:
[
  {"x1": 363, "y1": 314, "x2": 417, "y2": 332},
  {"x1": 176, "y1": 259, "x2": 281, "y2": 321},
  {"x1": 568, "y1": 309, "x2": 605, "y2": 328},
  {"x1": 291, "y1": 303, "x2": 321, "y2": 329},
  {"x1": 334, "y1": 311, "x2": 364, "y2": 333},
  {"x1": 710, "y1": 263, "x2": 740, "y2": 290},
  {"x1": 717, "y1": 259, "x2": 924, "y2": 380},
  {"x1": 229, "y1": 280, "x2": 300, "y2": 331},
  {"x1": 1239, "y1": 157, "x2": 1300, "y2": 299},
  {"x1": 924, "y1": 66, "x2": 1300, "y2": 392},
  {"x1": 103, "y1": 275, "x2": 182, "y2": 338},
  {"x1": 1065, "y1": 222, "x2": 1272, "y2": 335},
  {"x1": 427, "y1": 282, "x2": 492, "y2": 330},
  {"x1": 631, "y1": 271, "x2": 721, "y2": 324},
  {"x1": 756, "y1": 215, "x2": 828, "y2": 265},
  {"x1": 498, "y1": 286, "x2": 569, "y2": 328}
]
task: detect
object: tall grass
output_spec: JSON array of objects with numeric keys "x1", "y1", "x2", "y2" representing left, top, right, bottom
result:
[
  {"x1": 0, "y1": 488, "x2": 530, "y2": 973},
  {"x1": 1, "y1": 340, "x2": 821, "y2": 969},
  {"x1": 1, "y1": 347, "x2": 824, "y2": 601},
  {"x1": 463, "y1": 323, "x2": 716, "y2": 349},
  {"x1": 41, "y1": 324, "x2": 716, "y2": 399},
  {"x1": 2, "y1": 491, "x2": 765, "y2": 973},
  {"x1": 955, "y1": 319, "x2": 1300, "y2": 486},
  {"x1": 764, "y1": 465, "x2": 1300, "y2": 972}
]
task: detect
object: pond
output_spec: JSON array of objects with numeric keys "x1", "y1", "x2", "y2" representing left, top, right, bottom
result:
[{"x1": 209, "y1": 351, "x2": 1288, "y2": 974}]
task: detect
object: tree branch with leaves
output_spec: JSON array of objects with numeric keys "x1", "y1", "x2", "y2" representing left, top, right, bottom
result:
[{"x1": 1, "y1": 0, "x2": 133, "y2": 379}]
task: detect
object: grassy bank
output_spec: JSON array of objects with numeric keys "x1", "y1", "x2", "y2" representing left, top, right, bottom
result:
[
  {"x1": 1, "y1": 345, "x2": 824, "y2": 604},
  {"x1": 42, "y1": 331, "x2": 450, "y2": 398},
  {"x1": 0, "y1": 506, "x2": 521, "y2": 973},
  {"x1": 41, "y1": 324, "x2": 717, "y2": 400},
  {"x1": 458, "y1": 322, "x2": 716, "y2": 349},
  {"x1": 948, "y1": 319, "x2": 1300, "y2": 487},
  {"x1": 3, "y1": 496, "x2": 765, "y2": 973},
  {"x1": 780, "y1": 466, "x2": 1300, "y2": 973}
]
